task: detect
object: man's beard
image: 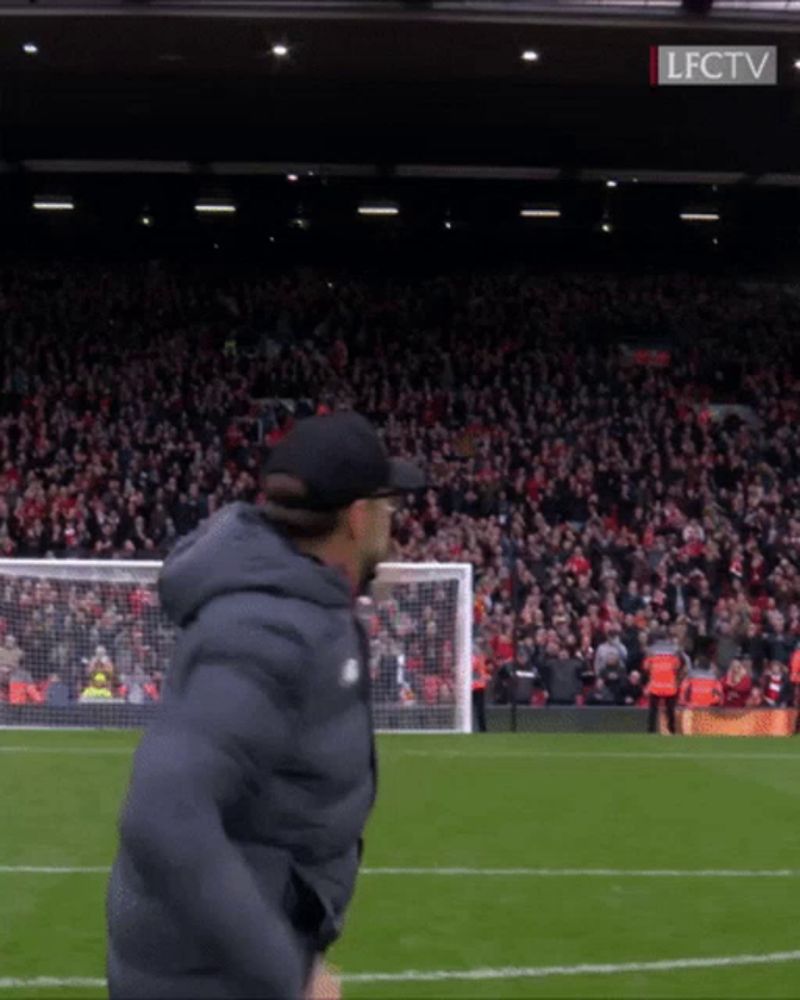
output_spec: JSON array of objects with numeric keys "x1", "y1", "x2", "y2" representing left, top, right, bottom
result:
[
  {"x1": 358, "y1": 548, "x2": 388, "y2": 595},
  {"x1": 358, "y1": 558, "x2": 381, "y2": 595}
]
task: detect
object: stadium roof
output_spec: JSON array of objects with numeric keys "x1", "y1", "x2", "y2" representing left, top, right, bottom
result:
[{"x1": 0, "y1": 0, "x2": 797, "y2": 174}]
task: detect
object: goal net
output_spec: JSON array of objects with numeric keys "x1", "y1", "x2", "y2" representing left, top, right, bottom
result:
[
  {"x1": 361, "y1": 562, "x2": 472, "y2": 733},
  {"x1": 0, "y1": 559, "x2": 472, "y2": 733}
]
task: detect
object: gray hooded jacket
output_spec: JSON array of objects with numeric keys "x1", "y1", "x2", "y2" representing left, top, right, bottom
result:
[{"x1": 106, "y1": 501, "x2": 377, "y2": 999}]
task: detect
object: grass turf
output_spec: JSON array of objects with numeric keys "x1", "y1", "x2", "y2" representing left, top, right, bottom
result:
[{"x1": 0, "y1": 730, "x2": 798, "y2": 998}]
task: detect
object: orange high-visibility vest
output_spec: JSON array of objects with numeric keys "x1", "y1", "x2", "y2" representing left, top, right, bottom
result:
[
  {"x1": 789, "y1": 649, "x2": 800, "y2": 684},
  {"x1": 472, "y1": 654, "x2": 489, "y2": 692},
  {"x1": 25, "y1": 683, "x2": 43, "y2": 704},
  {"x1": 8, "y1": 681, "x2": 29, "y2": 705},
  {"x1": 681, "y1": 675, "x2": 723, "y2": 707},
  {"x1": 645, "y1": 652, "x2": 680, "y2": 697},
  {"x1": 8, "y1": 681, "x2": 44, "y2": 705}
]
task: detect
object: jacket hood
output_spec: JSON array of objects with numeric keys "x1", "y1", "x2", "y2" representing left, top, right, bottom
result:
[{"x1": 158, "y1": 501, "x2": 352, "y2": 627}]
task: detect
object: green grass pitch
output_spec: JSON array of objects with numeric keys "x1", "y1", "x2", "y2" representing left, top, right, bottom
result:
[{"x1": 0, "y1": 729, "x2": 799, "y2": 998}]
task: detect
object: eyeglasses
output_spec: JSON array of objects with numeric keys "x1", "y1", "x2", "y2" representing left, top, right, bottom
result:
[{"x1": 369, "y1": 491, "x2": 404, "y2": 513}]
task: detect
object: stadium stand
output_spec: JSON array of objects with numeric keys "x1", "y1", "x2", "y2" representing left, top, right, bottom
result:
[{"x1": 1, "y1": 264, "x2": 799, "y2": 710}]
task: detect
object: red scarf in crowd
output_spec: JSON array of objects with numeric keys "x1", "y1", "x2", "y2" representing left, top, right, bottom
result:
[{"x1": 763, "y1": 673, "x2": 784, "y2": 706}]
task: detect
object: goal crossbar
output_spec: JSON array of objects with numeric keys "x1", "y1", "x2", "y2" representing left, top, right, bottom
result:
[{"x1": 0, "y1": 559, "x2": 473, "y2": 734}]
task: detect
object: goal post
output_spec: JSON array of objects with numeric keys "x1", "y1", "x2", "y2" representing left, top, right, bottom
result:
[
  {"x1": 369, "y1": 562, "x2": 473, "y2": 734},
  {"x1": 0, "y1": 558, "x2": 473, "y2": 733}
]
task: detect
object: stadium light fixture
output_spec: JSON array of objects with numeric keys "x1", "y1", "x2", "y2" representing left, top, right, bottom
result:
[
  {"x1": 271, "y1": 43, "x2": 290, "y2": 58},
  {"x1": 680, "y1": 211, "x2": 720, "y2": 222},
  {"x1": 606, "y1": 180, "x2": 618, "y2": 188},
  {"x1": 22, "y1": 42, "x2": 38, "y2": 55},
  {"x1": 520, "y1": 206, "x2": 561, "y2": 218},
  {"x1": 287, "y1": 173, "x2": 299, "y2": 183},
  {"x1": 521, "y1": 50, "x2": 540, "y2": 62},
  {"x1": 33, "y1": 197, "x2": 74, "y2": 211},
  {"x1": 601, "y1": 222, "x2": 613, "y2": 233},
  {"x1": 139, "y1": 214, "x2": 153, "y2": 227},
  {"x1": 358, "y1": 202, "x2": 399, "y2": 217},
  {"x1": 795, "y1": 58, "x2": 800, "y2": 70},
  {"x1": 194, "y1": 200, "x2": 237, "y2": 214}
]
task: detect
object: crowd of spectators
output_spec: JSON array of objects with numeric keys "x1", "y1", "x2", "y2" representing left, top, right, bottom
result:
[
  {"x1": 0, "y1": 575, "x2": 169, "y2": 705},
  {"x1": 0, "y1": 262, "x2": 800, "y2": 710}
]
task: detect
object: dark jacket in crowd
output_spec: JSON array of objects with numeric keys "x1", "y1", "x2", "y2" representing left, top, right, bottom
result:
[
  {"x1": 544, "y1": 655, "x2": 584, "y2": 704},
  {"x1": 767, "y1": 631, "x2": 795, "y2": 666},
  {"x1": 45, "y1": 679, "x2": 70, "y2": 706},
  {"x1": 740, "y1": 633, "x2": 770, "y2": 674},
  {"x1": 585, "y1": 681, "x2": 616, "y2": 706},
  {"x1": 620, "y1": 675, "x2": 646, "y2": 705},
  {"x1": 600, "y1": 660, "x2": 628, "y2": 705},
  {"x1": 106, "y1": 501, "x2": 377, "y2": 999},
  {"x1": 621, "y1": 627, "x2": 644, "y2": 672},
  {"x1": 714, "y1": 634, "x2": 740, "y2": 672}
]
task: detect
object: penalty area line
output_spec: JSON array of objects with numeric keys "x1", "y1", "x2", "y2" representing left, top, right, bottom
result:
[
  {"x1": 342, "y1": 949, "x2": 800, "y2": 984},
  {"x1": 3, "y1": 950, "x2": 800, "y2": 990},
  {"x1": 0, "y1": 745, "x2": 132, "y2": 755},
  {"x1": 1, "y1": 865, "x2": 800, "y2": 878},
  {"x1": 361, "y1": 866, "x2": 800, "y2": 878},
  {"x1": 397, "y1": 749, "x2": 800, "y2": 762}
]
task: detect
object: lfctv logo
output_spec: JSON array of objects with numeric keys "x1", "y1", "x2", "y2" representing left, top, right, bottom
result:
[{"x1": 650, "y1": 46, "x2": 777, "y2": 86}]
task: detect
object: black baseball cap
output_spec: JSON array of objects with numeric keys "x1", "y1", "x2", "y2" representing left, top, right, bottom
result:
[{"x1": 262, "y1": 411, "x2": 426, "y2": 510}]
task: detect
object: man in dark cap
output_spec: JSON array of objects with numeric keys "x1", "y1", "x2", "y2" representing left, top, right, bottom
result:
[{"x1": 107, "y1": 412, "x2": 424, "y2": 1000}]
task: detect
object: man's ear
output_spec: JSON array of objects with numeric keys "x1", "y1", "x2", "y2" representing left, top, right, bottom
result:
[{"x1": 344, "y1": 499, "x2": 368, "y2": 541}]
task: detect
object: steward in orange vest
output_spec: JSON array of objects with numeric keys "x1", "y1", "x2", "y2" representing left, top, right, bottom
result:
[
  {"x1": 792, "y1": 647, "x2": 800, "y2": 728},
  {"x1": 8, "y1": 667, "x2": 43, "y2": 706},
  {"x1": 472, "y1": 653, "x2": 489, "y2": 691},
  {"x1": 679, "y1": 665, "x2": 723, "y2": 708},
  {"x1": 644, "y1": 632, "x2": 684, "y2": 734},
  {"x1": 472, "y1": 651, "x2": 490, "y2": 733},
  {"x1": 789, "y1": 646, "x2": 800, "y2": 706}
]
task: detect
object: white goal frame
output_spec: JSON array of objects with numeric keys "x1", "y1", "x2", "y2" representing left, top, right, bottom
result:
[
  {"x1": 374, "y1": 562, "x2": 473, "y2": 734},
  {"x1": 0, "y1": 558, "x2": 473, "y2": 734}
]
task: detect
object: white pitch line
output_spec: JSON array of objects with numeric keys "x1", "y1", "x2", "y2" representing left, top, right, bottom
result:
[
  {"x1": 341, "y1": 949, "x2": 800, "y2": 984},
  {"x1": 0, "y1": 978, "x2": 107, "y2": 990},
  {"x1": 2, "y1": 745, "x2": 800, "y2": 761},
  {"x1": 0, "y1": 866, "x2": 109, "y2": 874},
  {"x1": 2, "y1": 950, "x2": 800, "y2": 990},
  {"x1": 397, "y1": 749, "x2": 800, "y2": 762},
  {"x1": 361, "y1": 866, "x2": 800, "y2": 878},
  {"x1": 0, "y1": 746, "x2": 132, "y2": 755},
  {"x1": 1, "y1": 864, "x2": 798, "y2": 878}
]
